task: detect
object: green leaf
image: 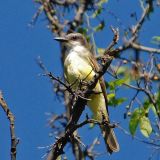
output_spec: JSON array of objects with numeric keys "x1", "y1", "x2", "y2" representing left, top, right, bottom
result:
[
  {"x1": 143, "y1": 99, "x2": 150, "y2": 111},
  {"x1": 151, "y1": 36, "x2": 160, "y2": 45},
  {"x1": 94, "y1": 21, "x2": 105, "y2": 32},
  {"x1": 92, "y1": 0, "x2": 108, "y2": 18},
  {"x1": 153, "y1": 36, "x2": 160, "y2": 41},
  {"x1": 114, "y1": 98, "x2": 126, "y2": 106},
  {"x1": 107, "y1": 93, "x2": 115, "y2": 99},
  {"x1": 129, "y1": 108, "x2": 142, "y2": 136},
  {"x1": 129, "y1": 107, "x2": 152, "y2": 137},
  {"x1": 108, "y1": 78, "x2": 127, "y2": 91},
  {"x1": 113, "y1": 78, "x2": 126, "y2": 86},
  {"x1": 77, "y1": 27, "x2": 88, "y2": 35},
  {"x1": 143, "y1": 98, "x2": 157, "y2": 116},
  {"x1": 92, "y1": 7, "x2": 102, "y2": 18},
  {"x1": 108, "y1": 81, "x2": 115, "y2": 91},
  {"x1": 109, "y1": 97, "x2": 126, "y2": 106},
  {"x1": 108, "y1": 93, "x2": 126, "y2": 107},
  {"x1": 150, "y1": 104, "x2": 157, "y2": 116},
  {"x1": 139, "y1": 116, "x2": 152, "y2": 137}
]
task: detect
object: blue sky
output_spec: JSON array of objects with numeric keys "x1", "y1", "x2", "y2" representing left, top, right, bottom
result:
[{"x1": 0, "y1": 0, "x2": 160, "y2": 160}]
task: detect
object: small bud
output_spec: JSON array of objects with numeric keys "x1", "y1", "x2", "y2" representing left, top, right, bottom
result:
[
  {"x1": 127, "y1": 112, "x2": 132, "y2": 116},
  {"x1": 153, "y1": 75, "x2": 159, "y2": 80},
  {"x1": 157, "y1": 64, "x2": 160, "y2": 71},
  {"x1": 123, "y1": 60, "x2": 128, "y2": 64}
]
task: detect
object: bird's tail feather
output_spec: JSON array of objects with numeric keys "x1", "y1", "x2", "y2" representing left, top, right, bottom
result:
[{"x1": 101, "y1": 125, "x2": 119, "y2": 154}]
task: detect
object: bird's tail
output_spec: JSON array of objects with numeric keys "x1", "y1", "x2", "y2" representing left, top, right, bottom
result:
[{"x1": 101, "y1": 125, "x2": 119, "y2": 154}]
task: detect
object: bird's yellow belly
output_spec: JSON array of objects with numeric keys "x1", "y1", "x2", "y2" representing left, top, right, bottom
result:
[
  {"x1": 64, "y1": 54, "x2": 107, "y2": 121},
  {"x1": 66, "y1": 58, "x2": 94, "y2": 82}
]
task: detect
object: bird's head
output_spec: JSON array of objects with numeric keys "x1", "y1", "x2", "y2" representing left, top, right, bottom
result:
[{"x1": 54, "y1": 33, "x2": 88, "y2": 50}]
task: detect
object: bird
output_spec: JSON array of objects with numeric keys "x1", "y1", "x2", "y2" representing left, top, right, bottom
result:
[{"x1": 54, "y1": 32, "x2": 119, "y2": 153}]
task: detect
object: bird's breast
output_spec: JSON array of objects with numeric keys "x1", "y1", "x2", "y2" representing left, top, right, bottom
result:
[{"x1": 64, "y1": 51, "x2": 94, "y2": 85}]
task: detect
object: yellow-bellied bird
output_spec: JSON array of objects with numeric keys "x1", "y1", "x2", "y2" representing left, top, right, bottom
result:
[{"x1": 55, "y1": 33, "x2": 119, "y2": 153}]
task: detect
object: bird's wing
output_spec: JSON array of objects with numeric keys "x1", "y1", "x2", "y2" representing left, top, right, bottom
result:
[
  {"x1": 88, "y1": 55, "x2": 120, "y2": 153},
  {"x1": 88, "y1": 54, "x2": 109, "y2": 115}
]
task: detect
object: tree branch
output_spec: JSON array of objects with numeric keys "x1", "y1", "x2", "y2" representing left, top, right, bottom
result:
[
  {"x1": 131, "y1": 42, "x2": 160, "y2": 54},
  {"x1": 131, "y1": 4, "x2": 150, "y2": 42},
  {"x1": 0, "y1": 91, "x2": 18, "y2": 160}
]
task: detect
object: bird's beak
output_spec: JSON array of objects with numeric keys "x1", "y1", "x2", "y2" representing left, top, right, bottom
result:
[{"x1": 54, "y1": 36, "x2": 68, "y2": 42}]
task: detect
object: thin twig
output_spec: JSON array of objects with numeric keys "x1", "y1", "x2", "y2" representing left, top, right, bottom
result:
[
  {"x1": 131, "y1": 42, "x2": 160, "y2": 54},
  {"x1": 105, "y1": 26, "x2": 119, "y2": 52},
  {"x1": 29, "y1": 5, "x2": 44, "y2": 26},
  {"x1": 131, "y1": 4, "x2": 150, "y2": 42},
  {"x1": 0, "y1": 91, "x2": 18, "y2": 160},
  {"x1": 37, "y1": 57, "x2": 75, "y2": 96}
]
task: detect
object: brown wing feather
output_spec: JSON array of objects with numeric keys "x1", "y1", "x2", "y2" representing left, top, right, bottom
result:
[
  {"x1": 88, "y1": 54, "x2": 109, "y2": 115},
  {"x1": 88, "y1": 54, "x2": 120, "y2": 153}
]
